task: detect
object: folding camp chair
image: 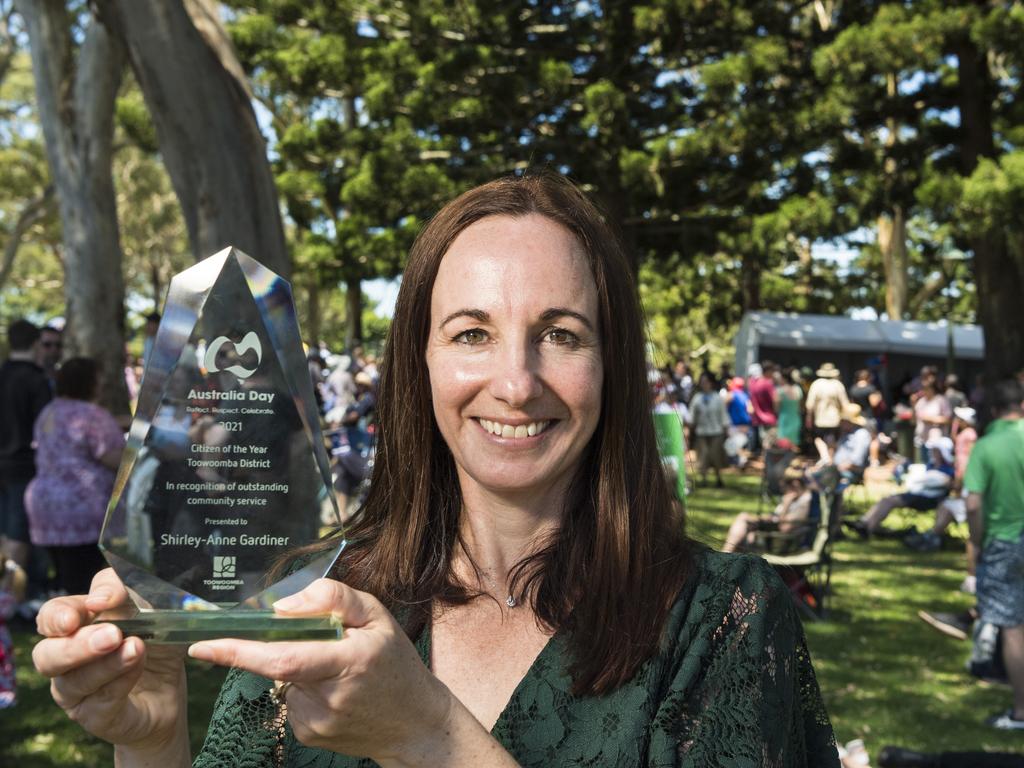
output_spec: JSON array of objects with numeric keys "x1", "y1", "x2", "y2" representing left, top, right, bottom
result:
[
  {"x1": 752, "y1": 466, "x2": 841, "y2": 619},
  {"x1": 758, "y1": 445, "x2": 797, "y2": 513}
]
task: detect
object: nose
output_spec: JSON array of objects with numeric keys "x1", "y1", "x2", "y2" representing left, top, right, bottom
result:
[{"x1": 488, "y1": 340, "x2": 543, "y2": 407}]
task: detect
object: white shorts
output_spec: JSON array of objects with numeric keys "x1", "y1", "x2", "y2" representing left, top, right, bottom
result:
[{"x1": 942, "y1": 494, "x2": 967, "y2": 524}]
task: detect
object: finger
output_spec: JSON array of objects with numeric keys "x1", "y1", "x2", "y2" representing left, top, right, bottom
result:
[
  {"x1": 84, "y1": 568, "x2": 129, "y2": 613},
  {"x1": 32, "y1": 623, "x2": 126, "y2": 678},
  {"x1": 37, "y1": 595, "x2": 95, "y2": 638},
  {"x1": 36, "y1": 569, "x2": 128, "y2": 637},
  {"x1": 188, "y1": 638, "x2": 350, "y2": 682},
  {"x1": 50, "y1": 637, "x2": 145, "y2": 710},
  {"x1": 272, "y1": 578, "x2": 379, "y2": 627}
]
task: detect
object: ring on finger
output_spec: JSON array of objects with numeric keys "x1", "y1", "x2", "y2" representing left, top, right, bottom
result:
[{"x1": 271, "y1": 680, "x2": 293, "y2": 704}]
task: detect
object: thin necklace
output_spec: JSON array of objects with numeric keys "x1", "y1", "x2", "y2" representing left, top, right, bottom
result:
[{"x1": 481, "y1": 568, "x2": 517, "y2": 609}]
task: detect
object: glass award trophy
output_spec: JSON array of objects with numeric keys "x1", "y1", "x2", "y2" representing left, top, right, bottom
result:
[{"x1": 99, "y1": 247, "x2": 345, "y2": 642}]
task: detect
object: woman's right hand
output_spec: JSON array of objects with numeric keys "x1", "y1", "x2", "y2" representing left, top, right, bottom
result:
[{"x1": 32, "y1": 568, "x2": 189, "y2": 754}]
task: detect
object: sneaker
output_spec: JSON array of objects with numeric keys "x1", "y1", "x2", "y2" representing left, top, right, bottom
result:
[
  {"x1": 846, "y1": 519, "x2": 871, "y2": 540},
  {"x1": 985, "y1": 709, "x2": 1024, "y2": 730},
  {"x1": 918, "y1": 609, "x2": 972, "y2": 641},
  {"x1": 960, "y1": 575, "x2": 977, "y2": 595}
]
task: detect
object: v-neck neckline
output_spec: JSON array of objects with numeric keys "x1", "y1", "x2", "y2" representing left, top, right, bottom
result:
[{"x1": 416, "y1": 613, "x2": 566, "y2": 735}]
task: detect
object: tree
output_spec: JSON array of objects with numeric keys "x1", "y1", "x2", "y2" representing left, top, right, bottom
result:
[
  {"x1": 15, "y1": 0, "x2": 129, "y2": 414},
  {"x1": 94, "y1": 0, "x2": 290, "y2": 276}
]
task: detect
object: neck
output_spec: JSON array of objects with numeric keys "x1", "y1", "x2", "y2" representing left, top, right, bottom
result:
[{"x1": 455, "y1": 477, "x2": 568, "y2": 580}]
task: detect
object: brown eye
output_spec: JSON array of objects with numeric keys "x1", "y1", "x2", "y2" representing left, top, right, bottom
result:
[{"x1": 545, "y1": 328, "x2": 579, "y2": 346}]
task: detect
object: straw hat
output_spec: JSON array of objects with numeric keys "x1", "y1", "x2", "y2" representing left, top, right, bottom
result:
[
  {"x1": 782, "y1": 466, "x2": 806, "y2": 483},
  {"x1": 840, "y1": 403, "x2": 867, "y2": 427},
  {"x1": 816, "y1": 362, "x2": 840, "y2": 379}
]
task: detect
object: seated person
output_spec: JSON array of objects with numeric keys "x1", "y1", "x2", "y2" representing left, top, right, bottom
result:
[
  {"x1": 904, "y1": 406, "x2": 979, "y2": 553},
  {"x1": 816, "y1": 403, "x2": 871, "y2": 484},
  {"x1": 850, "y1": 435, "x2": 954, "y2": 537},
  {"x1": 723, "y1": 467, "x2": 813, "y2": 553}
]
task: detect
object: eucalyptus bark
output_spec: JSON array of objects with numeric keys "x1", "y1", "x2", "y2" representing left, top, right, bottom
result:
[
  {"x1": 16, "y1": 0, "x2": 129, "y2": 415},
  {"x1": 94, "y1": 0, "x2": 290, "y2": 276},
  {"x1": 955, "y1": 38, "x2": 1024, "y2": 381}
]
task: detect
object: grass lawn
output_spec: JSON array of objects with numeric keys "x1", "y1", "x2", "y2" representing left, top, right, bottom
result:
[{"x1": 1, "y1": 469, "x2": 1021, "y2": 763}]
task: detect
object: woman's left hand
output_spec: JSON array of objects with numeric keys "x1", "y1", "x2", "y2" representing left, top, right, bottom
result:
[{"x1": 188, "y1": 579, "x2": 452, "y2": 764}]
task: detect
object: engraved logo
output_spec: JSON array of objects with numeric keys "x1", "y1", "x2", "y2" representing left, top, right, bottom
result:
[
  {"x1": 213, "y1": 555, "x2": 236, "y2": 578},
  {"x1": 204, "y1": 331, "x2": 262, "y2": 379}
]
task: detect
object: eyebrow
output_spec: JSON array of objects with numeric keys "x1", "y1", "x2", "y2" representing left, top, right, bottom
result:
[{"x1": 439, "y1": 306, "x2": 595, "y2": 331}]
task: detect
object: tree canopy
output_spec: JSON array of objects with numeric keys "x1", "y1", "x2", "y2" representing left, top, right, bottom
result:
[{"x1": 3, "y1": 0, "x2": 1022, "y2": 386}]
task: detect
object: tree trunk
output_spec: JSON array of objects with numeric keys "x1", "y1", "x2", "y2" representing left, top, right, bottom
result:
[
  {"x1": 877, "y1": 206, "x2": 908, "y2": 319},
  {"x1": 16, "y1": 0, "x2": 129, "y2": 416},
  {"x1": 955, "y1": 38, "x2": 1024, "y2": 381},
  {"x1": 94, "y1": 0, "x2": 290, "y2": 277},
  {"x1": 345, "y1": 278, "x2": 363, "y2": 349},
  {"x1": 740, "y1": 252, "x2": 762, "y2": 311},
  {"x1": 305, "y1": 280, "x2": 322, "y2": 349}
]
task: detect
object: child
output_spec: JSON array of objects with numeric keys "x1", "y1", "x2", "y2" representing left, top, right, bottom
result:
[{"x1": 0, "y1": 554, "x2": 27, "y2": 708}]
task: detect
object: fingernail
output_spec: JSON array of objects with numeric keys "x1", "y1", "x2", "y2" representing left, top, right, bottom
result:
[
  {"x1": 89, "y1": 626, "x2": 120, "y2": 652},
  {"x1": 187, "y1": 643, "x2": 211, "y2": 660},
  {"x1": 273, "y1": 593, "x2": 305, "y2": 612},
  {"x1": 91, "y1": 588, "x2": 111, "y2": 603},
  {"x1": 56, "y1": 610, "x2": 72, "y2": 634},
  {"x1": 123, "y1": 639, "x2": 138, "y2": 661}
]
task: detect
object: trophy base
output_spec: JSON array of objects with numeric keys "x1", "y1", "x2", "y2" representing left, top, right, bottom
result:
[{"x1": 108, "y1": 610, "x2": 343, "y2": 644}]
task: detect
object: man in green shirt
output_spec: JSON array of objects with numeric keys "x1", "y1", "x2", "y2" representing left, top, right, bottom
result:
[{"x1": 964, "y1": 379, "x2": 1024, "y2": 730}]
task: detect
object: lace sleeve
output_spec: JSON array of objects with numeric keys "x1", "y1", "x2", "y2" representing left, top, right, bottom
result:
[
  {"x1": 651, "y1": 555, "x2": 839, "y2": 767},
  {"x1": 192, "y1": 668, "x2": 288, "y2": 768}
]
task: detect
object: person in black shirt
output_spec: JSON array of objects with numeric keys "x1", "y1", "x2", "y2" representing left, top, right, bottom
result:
[{"x1": 0, "y1": 319, "x2": 53, "y2": 571}]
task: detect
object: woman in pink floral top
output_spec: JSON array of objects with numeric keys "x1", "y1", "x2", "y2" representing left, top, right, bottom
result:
[{"x1": 25, "y1": 358, "x2": 124, "y2": 595}]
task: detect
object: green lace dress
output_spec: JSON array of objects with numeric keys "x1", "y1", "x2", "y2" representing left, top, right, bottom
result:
[{"x1": 193, "y1": 550, "x2": 838, "y2": 767}]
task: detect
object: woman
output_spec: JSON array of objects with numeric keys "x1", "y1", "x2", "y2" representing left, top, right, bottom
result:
[
  {"x1": 775, "y1": 366, "x2": 803, "y2": 447},
  {"x1": 32, "y1": 175, "x2": 837, "y2": 766},
  {"x1": 912, "y1": 371, "x2": 951, "y2": 462},
  {"x1": 722, "y1": 467, "x2": 813, "y2": 553},
  {"x1": 689, "y1": 371, "x2": 728, "y2": 488},
  {"x1": 24, "y1": 357, "x2": 124, "y2": 595}
]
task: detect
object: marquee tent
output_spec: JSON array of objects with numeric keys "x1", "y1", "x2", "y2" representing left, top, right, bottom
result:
[{"x1": 734, "y1": 312, "x2": 985, "y2": 389}]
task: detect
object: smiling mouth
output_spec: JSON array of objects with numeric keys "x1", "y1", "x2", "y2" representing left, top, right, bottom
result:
[{"x1": 477, "y1": 418, "x2": 554, "y2": 439}]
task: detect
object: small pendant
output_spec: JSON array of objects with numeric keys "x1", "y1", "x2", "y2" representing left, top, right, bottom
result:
[{"x1": 506, "y1": 594, "x2": 517, "y2": 608}]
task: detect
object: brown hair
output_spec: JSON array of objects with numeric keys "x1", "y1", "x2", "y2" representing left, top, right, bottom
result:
[
  {"x1": 56, "y1": 357, "x2": 100, "y2": 401},
  {"x1": 316, "y1": 173, "x2": 691, "y2": 695}
]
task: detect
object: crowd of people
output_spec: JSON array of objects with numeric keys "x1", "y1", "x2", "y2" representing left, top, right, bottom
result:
[
  {"x1": 649, "y1": 351, "x2": 1024, "y2": 736},
  {"x1": 0, "y1": 314, "x2": 384, "y2": 710}
]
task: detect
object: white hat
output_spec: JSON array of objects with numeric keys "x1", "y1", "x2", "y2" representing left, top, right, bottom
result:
[
  {"x1": 924, "y1": 435, "x2": 955, "y2": 464},
  {"x1": 953, "y1": 406, "x2": 976, "y2": 426},
  {"x1": 747, "y1": 363, "x2": 763, "y2": 378}
]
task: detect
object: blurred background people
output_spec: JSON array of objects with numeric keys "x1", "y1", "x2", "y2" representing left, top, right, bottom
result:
[
  {"x1": 0, "y1": 319, "x2": 52, "y2": 575},
  {"x1": 24, "y1": 358, "x2": 124, "y2": 596}
]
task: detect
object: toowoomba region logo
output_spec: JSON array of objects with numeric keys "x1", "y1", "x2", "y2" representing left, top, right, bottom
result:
[
  {"x1": 204, "y1": 331, "x2": 262, "y2": 379},
  {"x1": 205, "y1": 554, "x2": 244, "y2": 592}
]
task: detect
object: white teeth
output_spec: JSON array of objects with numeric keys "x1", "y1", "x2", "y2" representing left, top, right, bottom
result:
[{"x1": 478, "y1": 419, "x2": 550, "y2": 439}]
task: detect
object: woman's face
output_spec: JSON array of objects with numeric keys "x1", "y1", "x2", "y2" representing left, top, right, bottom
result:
[{"x1": 425, "y1": 214, "x2": 603, "y2": 501}]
